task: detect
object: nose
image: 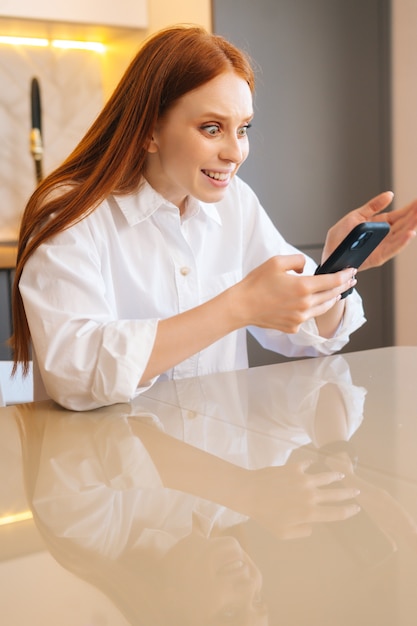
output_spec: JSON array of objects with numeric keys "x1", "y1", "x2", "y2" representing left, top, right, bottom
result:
[{"x1": 219, "y1": 133, "x2": 245, "y2": 164}]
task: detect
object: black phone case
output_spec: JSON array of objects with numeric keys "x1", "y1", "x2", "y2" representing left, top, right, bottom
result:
[{"x1": 315, "y1": 222, "x2": 390, "y2": 298}]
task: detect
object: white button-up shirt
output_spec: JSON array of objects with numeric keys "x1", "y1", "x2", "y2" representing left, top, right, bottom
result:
[{"x1": 20, "y1": 177, "x2": 365, "y2": 410}]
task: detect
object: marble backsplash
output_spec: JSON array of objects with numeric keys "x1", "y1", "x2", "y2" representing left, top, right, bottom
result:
[{"x1": 0, "y1": 44, "x2": 104, "y2": 240}]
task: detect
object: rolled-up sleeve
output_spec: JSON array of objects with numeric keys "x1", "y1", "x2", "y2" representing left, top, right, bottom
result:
[
  {"x1": 20, "y1": 227, "x2": 158, "y2": 411},
  {"x1": 249, "y1": 288, "x2": 365, "y2": 358}
]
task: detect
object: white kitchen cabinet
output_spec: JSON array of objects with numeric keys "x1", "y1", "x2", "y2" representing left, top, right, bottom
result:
[{"x1": 0, "y1": 0, "x2": 148, "y2": 29}]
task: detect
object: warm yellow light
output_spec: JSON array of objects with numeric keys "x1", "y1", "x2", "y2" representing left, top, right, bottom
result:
[
  {"x1": 0, "y1": 36, "x2": 48, "y2": 47},
  {"x1": 0, "y1": 510, "x2": 33, "y2": 526},
  {"x1": 52, "y1": 40, "x2": 106, "y2": 53},
  {"x1": 0, "y1": 36, "x2": 106, "y2": 53}
]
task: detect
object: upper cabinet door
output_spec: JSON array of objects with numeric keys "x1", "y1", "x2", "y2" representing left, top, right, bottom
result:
[{"x1": 0, "y1": 0, "x2": 148, "y2": 29}]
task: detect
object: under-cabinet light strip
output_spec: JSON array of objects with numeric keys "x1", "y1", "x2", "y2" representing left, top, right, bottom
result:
[
  {"x1": 0, "y1": 35, "x2": 48, "y2": 47},
  {"x1": 52, "y1": 39, "x2": 105, "y2": 52},
  {"x1": 0, "y1": 35, "x2": 105, "y2": 52}
]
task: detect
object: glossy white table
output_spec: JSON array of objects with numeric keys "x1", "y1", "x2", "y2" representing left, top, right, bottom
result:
[{"x1": 1, "y1": 346, "x2": 416, "y2": 625}]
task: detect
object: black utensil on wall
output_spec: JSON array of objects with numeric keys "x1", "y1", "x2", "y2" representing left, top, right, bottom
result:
[{"x1": 30, "y1": 77, "x2": 43, "y2": 184}]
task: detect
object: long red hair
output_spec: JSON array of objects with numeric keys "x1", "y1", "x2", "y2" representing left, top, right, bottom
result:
[{"x1": 11, "y1": 25, "x2": 255, "y2": 372}]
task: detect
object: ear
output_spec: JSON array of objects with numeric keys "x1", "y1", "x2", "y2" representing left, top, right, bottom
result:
[
  {"x1": 146, "y1": 129, "x2": 159, "y2": 154},
  {"x1": 147, "y1": 138, "x2": 158, "y2": 154}
]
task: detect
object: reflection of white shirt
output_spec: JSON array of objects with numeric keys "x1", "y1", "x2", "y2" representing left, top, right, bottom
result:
[
  {"x1": 135, "y1": 355, "x2": 366, "y2": 467},
  {"x1": 20, "y1": 176, "x2": 365, "y2": 410},
  {"x1": 32, "y1": 415, "x2": 247, "y2": 560},
  {"x1": 29, "y1": 356, "x2": 365, "y2": 560}
]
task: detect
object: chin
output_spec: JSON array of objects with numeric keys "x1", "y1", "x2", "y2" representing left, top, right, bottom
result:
[{"x1": 198, "y1": 188, "x2": 229, "y2": 204}]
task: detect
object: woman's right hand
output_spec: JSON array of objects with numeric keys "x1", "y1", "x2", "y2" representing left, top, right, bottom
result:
[{"x1": 232, "y1": 254, "x2": 357, "y2": 333}]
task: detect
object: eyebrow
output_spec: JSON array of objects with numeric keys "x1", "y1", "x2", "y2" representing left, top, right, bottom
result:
[{"x1": 199, "y1": 112, "x2": 254, "y2": 122}]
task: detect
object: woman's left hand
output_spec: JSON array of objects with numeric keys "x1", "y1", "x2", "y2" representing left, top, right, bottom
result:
[{"x1": 322, "y1": 191, "x2": 417, "y2": 271}]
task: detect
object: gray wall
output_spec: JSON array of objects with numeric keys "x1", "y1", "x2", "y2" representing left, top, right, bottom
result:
[{"x1": 213, "y1": 0, "x2": 393, "y2": 365}]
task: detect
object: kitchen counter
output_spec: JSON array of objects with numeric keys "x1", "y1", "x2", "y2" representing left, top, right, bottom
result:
[
  {"x1": 1, "y1": 346, "x2": 417, "y2": 625},
  {"x1": 0, "y1": 243, "x2": 17, "y2": 269}
]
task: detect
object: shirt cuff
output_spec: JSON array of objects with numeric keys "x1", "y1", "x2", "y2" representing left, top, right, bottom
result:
[{"x1": 290, "y1": 288, "x2": 366, "y2": 355}]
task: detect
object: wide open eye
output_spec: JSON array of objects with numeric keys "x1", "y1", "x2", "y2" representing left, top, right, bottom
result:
[
  {"x1": 237, "y1": 123, "x2": 252, "y2": 137},
  {"x1": 201, "y1": 124, "x2": 221, "y2": 136}
]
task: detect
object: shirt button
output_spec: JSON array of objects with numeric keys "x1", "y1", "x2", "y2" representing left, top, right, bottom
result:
[{"x1": 180, "y1": 266, "x2": 191, "y2": 276}]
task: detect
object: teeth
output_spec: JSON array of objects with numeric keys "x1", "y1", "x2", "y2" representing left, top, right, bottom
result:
[{"x1": 204, "y1": 170, "x2": 229, "y2": 181}]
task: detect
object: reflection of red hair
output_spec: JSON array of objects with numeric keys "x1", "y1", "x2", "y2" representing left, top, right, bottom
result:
[{"x1": 12, "y1": 25, "x2": 255, "y2": 371}]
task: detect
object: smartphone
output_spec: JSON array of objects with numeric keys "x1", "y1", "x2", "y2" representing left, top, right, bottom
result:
[{"x1": 315, "y1": 222, "x2": 390, "y2": 298}]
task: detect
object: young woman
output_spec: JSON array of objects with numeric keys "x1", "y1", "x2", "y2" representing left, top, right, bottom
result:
[{"x1": 12, "y1": 25, "x2": 417, "y2": 410}]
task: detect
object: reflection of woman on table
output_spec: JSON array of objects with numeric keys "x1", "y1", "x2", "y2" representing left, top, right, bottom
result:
[{"x1": 14, "y1": 356, "x2": 367, "y2": 625}]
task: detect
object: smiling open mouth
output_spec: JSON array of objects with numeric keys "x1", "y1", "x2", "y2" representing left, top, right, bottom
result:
[{"x1": 202, "y1": 170, "x2": 230, "y2": 181}]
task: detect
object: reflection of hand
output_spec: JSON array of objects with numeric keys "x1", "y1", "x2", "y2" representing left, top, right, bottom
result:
[
  {"x1": 237, "y1": 460, "x2": 361, "y2": 540},
  {"x1": 324, "y1": 452, "x2": 417, "y2": 551}
]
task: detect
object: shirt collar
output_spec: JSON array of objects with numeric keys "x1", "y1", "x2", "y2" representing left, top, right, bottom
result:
[{"x1": 113, "y1": 179, "x2": 222, "y2": 227}]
